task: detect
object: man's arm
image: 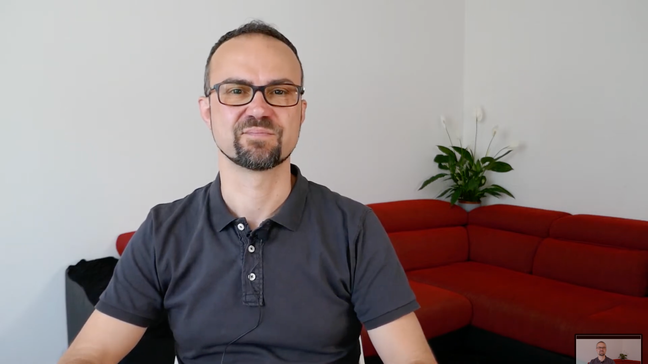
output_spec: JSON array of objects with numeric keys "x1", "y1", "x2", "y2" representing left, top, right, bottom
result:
[
  {"x1": 367, "y1": 312, "x2": 437, "y2": 364},
  {"x1": 58, "y1": 310, "x2": 146, "y2": 364}
]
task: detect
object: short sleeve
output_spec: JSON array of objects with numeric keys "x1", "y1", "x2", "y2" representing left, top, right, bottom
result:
[
  {"x1": 351, "y1": 209, "x2": 420, "y2": 330},
  {"x1": 95, "y1": 211, "x2": 163, "y2": 327}
]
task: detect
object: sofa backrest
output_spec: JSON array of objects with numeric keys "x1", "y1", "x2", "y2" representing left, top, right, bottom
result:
[
  {"x1": 532, "y1": 214, "x2": 648, "y2": 297},
  {"x1": 467, "y1": 205, "x2": 569, "y2": 273},
  {"x1": 369, "y1": 199, "x2": 468, "y2": 271}
]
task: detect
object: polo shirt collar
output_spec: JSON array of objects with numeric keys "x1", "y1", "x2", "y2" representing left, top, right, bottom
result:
[{"x1": 210, "y1": 163, "x2": 308, "y2": 232}]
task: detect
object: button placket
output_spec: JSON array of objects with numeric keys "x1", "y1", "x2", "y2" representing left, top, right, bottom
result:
[{"x1": 241, "y1": 231, "x2": 264, "y2": 306}]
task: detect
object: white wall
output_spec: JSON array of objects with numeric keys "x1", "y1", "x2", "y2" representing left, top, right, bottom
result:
[
  {"x1": 0, "y1": 0, "x2": 464, "y2": 362},
  {"x1": 623, "y1": 338, "x2": 642, "y2": 361},
  {"x1": 464, "y1": 0, "x2": 648, "y2": 221}
]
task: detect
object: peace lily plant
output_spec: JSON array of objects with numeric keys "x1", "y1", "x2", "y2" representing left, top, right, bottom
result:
[{"x1": 419, "y1": 107, "x2": 518, "y2": 206}]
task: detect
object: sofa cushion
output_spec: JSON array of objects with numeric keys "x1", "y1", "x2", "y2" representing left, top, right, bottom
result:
[
  {"x1": 469, "y1": 204, "x2": 569, "y2": 237},
  {"x1": 467, "y1": 225, "x2": 541, "y2": 273},
  {"x1": 359, "y1": 280, "x2": 472, "y2": 357},
  {"x1": 533, "y1": 238, "x2": 648, "y2": 297},
  {"x1": 369, "y1": 199, "x2": 467, "y2": 233},
  {"x1": 576, "y1": 299, "x2": 648, "y2": 363},
  {"x1": 551, "y1": 214, "x2": 648, "y2": 251},
  {"x1": 407, "y1": 262, "x2": 631, "y2": 357},
  {"x1": 390, "y1": 227, "x2": 468, "y2": 271}
]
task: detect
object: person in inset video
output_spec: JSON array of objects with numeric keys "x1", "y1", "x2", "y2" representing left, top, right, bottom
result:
[{"x1": 589, "y1": 341, "x2": 615, "y2": 364}]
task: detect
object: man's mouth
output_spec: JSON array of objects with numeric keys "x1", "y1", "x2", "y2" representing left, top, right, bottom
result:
[{"x1": 243, "y1": 127, "x2": 275, "y2": 136}]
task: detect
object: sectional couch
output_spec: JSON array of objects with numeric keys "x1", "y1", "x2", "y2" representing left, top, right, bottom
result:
[{"x1": 360, "y1": 199, "x2": 648, "y2": 363}]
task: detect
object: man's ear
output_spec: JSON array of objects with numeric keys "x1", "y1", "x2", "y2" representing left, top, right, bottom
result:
[
  {"x1": 198, "y1": 96, "x2": 212, "y2": 129},
  {"x1": 300, "y1": 99, "x2": 307, "y2": 126}
]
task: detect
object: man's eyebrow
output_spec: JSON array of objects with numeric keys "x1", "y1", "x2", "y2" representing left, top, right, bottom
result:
[
  {"x1": 266, "y1": 78, "x2": 299, "y2": 86},
  {"x1": 219, "y1": 78, "x2": 254, "y2": 86},
  {"x1": 217, "y1": 77, "x2": 300, "y2": 86}
]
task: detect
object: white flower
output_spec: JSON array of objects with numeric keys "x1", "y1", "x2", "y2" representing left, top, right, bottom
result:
[
  {"x1": 474, "y1": 107, "x2": 484, "y2": 122},
  {"x1": 440, "y1": 115, "x2": 447, "y2": 129},
  {"x1": 492, "y1": 125, "x2": 499, "y2": 136},
  {"x1": 507, "y1": 141, "x2": 520, "y2": 149}
]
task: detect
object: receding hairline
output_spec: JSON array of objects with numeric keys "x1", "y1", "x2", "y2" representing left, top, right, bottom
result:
[
  {"x1": 210, "y1": 33, "x2": 301, "y2": 66},
  {"x1": 206, "y1": 34, "x2": 303, "y2": 89}
]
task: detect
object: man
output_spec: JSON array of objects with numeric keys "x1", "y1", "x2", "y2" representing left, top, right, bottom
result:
[
  {"x1": 588, "y1": 341, "x2": 614, "y2": 364},
  {"x1": 59, "y1": 20, "x2": 437, "y2": 364}
]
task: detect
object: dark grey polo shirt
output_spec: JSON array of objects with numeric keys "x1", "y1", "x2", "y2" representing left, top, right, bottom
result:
[
  {"x1": 589, "y1": 357, "x2": 615, "y2": 364},
  {"x1": 97, "y1": 164, "x2": 419, "y2": 364}
]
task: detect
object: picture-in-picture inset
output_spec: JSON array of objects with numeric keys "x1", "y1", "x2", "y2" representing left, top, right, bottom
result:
[{"x1": 575, "y1": 334, "x2": 642, "y2": 364}]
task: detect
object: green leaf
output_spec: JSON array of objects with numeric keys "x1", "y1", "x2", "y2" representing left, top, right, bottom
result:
[
  {"x1": 479, "y1": 176, "x2": 487, "y2": 187},
  {"x1": 466, "y1": 178, "x2": 480, "y2": 192},
  {"x1": 474, "y1": 160, "x2": 483, "y2": 174},
  {"x1": 434, "y1": 154, "x2": 449, "y2": 164},
  {"x1": 452, "y1": 146, "x2": 473, "y2": 163},
  {"x1": 450, "y1": 188, "x2": 462, "y2": 205},
  {"x1": 490, "y1": 184, "x2": 515, "y2": 198},
  {"x1": 438, "y1": 145, "x2": 455, "y2": 157},
  {"x1": 418, "y1": 173, "x2": 448, "y2": 190},
  {"x1": 488, "y1": 161, "x2": 514, "y2": 173},
  {"x1": 481, "y1": 156, "x2": 495, "y2": 165},
  {"x1": 436, "y1": 187, "x2": 453, "y2": 198},
  {"x1": 481, "y1": 187, "x2": 502, "y2": 198}
]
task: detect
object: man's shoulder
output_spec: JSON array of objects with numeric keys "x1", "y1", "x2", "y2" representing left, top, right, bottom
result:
[
  {"x1": 147, "y1": 182, "x2": 213, "y2": 226},
  {"x1": 305, "y1": 180, "x2": 373, "y2": 220}
]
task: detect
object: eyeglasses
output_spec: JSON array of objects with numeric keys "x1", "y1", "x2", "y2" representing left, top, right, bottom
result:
[
  {"x1": 597, "y1": 347, "x2": 606, "y2": 349},
  {"x1": 209, "y1": 82, "x2": 305, "y2": 107}
]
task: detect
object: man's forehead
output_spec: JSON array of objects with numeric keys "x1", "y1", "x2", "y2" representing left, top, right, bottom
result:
[{"x1": 210, "y1": 35, "x2": 301, "y2": 84}]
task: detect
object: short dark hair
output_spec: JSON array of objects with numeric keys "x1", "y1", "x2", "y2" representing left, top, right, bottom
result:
[{"x1": 203, "y1": 20, "x2": 304, "y2": 96}]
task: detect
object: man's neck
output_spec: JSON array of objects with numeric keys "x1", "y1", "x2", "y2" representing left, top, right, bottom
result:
[
  {"x1": 598, "y1": 355, "x2": 607, "y2": 361},
  {"x1": 219, "y1": 158, "x2": 294, "y2": 230}
]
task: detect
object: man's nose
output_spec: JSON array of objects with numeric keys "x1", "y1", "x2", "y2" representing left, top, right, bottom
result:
[{"x1": 246, "y1": 90, "x2": 273, "y2": 119}]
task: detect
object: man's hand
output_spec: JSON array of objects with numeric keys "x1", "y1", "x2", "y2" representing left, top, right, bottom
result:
[
  {"x1": 58, "y1": 310, "x2": 147, "y2": 364},
  {"x1": 367, "y1": 312, "x2": 437, "y2": 364}
]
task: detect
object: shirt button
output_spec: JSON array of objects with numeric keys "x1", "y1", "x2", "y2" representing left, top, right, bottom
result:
[
  {"x1": 237, "y1": 223, "x2": 245, "y2": 231},
  {"x1": 248, "y1": 273, "x2": 256, "y2": 281},
  {"x1": 248, "y1": 245, "x2": 256, "y2": 253}
]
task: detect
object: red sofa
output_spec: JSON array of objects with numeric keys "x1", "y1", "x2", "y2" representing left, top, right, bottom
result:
[{"x1": 360, "y1": 199, "x2": 648, "y2": 362}]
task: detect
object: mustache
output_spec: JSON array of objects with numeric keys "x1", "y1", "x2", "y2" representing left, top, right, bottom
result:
[{"x1": 235, "y1": 117, "x2": 277, "y2": 134}]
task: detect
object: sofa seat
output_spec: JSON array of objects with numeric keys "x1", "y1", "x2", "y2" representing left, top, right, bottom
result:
[
  {"x1": 407, "y1": 262, "x2": 633, "y2": 357},
  {"x1": 577, "y1": 298, "x2": 648, "y2": 362},
  {"x1": 360, "y1": 280, "x2": 472, "y2": 357}
]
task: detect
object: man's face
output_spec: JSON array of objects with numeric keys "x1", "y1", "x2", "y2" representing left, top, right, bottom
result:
[
  {"x1": 596, "y1": 343, "x2": 606, "y2": 357},
  {"x1": 199, "y1": 34, "x2": 306, "y2": 171}
]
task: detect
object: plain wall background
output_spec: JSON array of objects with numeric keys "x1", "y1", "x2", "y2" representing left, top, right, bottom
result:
[
  {"x1": 0, "y1": 0, "x2": 464, "y2": 362},
  {"x1": 464, "y1": 0, "x2": 648, "y2": 221},
  {"x1": 576, "y1": 338, "x2": 642, "y2": 362}
]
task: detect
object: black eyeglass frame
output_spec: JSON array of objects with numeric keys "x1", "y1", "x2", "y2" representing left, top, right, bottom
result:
[{"x1": 208, "y1": 82, "x2": 305, "y2": 107}]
